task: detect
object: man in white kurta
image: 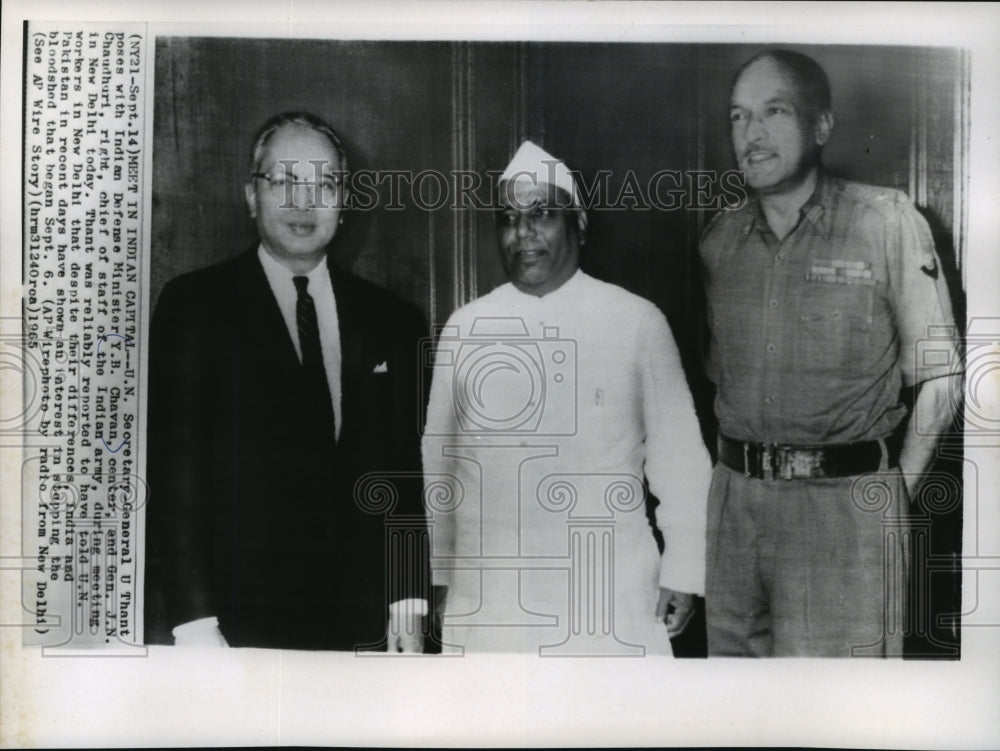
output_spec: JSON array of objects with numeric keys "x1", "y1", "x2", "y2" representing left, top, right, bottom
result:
[{"x1": 422, "y1": 142, "x2": 712, "y2": 655}]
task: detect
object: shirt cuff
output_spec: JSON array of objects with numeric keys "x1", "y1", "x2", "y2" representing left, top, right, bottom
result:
[
  {"x1": 172, "y1": 616, "x2": 220, "y2": 639},
  {"x1": 659, "y1": 540, "x2": 706, "y2": 596},
  {"x1": 389, "y1": 598, "x2": 429, "y2": 618}
]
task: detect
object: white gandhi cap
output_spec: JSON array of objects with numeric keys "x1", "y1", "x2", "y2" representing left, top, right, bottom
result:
[{"x1": 499, "y1": 140, "x2": 584, "y2": 210}]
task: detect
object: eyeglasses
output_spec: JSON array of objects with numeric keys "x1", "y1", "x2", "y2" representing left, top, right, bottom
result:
[{"x1": 251, "y1": 172, "x2": 344, "y2": 207}]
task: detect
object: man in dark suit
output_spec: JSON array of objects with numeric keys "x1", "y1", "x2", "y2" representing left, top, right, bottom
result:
[{"x1": 143, "y1": 112, "x2": 430, "y2": 651}]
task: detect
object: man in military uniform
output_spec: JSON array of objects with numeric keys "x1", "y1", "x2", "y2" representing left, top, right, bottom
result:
[{"x1": 701, "y1": 50, "x2": 961, "y2": 656}]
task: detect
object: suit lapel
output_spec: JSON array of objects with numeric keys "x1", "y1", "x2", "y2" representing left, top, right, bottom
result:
[
  {"x1": 235, "y1": 248, "x2": 304, "y2": 387},
  {"x1": 328, "y1": 257, "x2": 369, "y2": 433}
]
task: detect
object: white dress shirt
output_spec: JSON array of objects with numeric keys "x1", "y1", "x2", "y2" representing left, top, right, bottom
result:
[{"x1": 257, "y1": 244, "x2": 343, "y2": 441}]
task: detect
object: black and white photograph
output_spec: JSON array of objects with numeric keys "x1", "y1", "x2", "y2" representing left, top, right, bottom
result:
[{"x1": 1, "y1": 1, "x2": 998, "y2": 747}]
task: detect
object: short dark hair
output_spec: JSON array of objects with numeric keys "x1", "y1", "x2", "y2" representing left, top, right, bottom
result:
[
  {"x1": 733, "y1": 49, "x2": 832, "y2": 121},
  {"x1": 248, "y1": 111, "x2": 348, "y2": 176}
]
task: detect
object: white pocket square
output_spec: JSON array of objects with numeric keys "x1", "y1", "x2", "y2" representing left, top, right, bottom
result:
[{"x1": 373, "y1": 361, "x2": 388, "y2": 373}]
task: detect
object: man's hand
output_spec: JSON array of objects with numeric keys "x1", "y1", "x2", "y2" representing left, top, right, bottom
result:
[
  {"x1": 386, "y1": 609, "x2": 424, "y2": 653},
  {"x1": 656, "y1": 587, "x2": 696, "y2": 639}
]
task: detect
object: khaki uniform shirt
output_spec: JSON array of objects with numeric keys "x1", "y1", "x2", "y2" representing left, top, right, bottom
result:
[{"x1": 701, "y1": 173, "x2": 960, "y2": 445}]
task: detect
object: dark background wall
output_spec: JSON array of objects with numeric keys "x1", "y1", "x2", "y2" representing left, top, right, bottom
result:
[
  {"x1": 152, "y1": 40, "x2": 965, "y2": 329},
  {"x1": 151, "y1": 38, "x2": 967, "y2": 656}
]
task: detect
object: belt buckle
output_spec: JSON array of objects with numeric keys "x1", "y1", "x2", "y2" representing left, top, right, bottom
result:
[
  {"x1": 762, "y1": 443, "x2": 774, "y2": 481},
  {"x1": 776, "y1": 445, "x2": 793, "y2": 480},
  {"x1": 780, "y1": 447, "x2": 823, "y2": 480},
  {"x1": 743, "y1": 442, "x2": 751, "y2": 478}
]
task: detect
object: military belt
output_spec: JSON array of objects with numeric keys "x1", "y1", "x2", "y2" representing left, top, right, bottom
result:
[{"x1": 718, "y1": 434, "x2": 896, "y2": 481}]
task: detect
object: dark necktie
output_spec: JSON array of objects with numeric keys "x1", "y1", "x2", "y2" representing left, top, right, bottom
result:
[{"x1": 293, "y1": 275, "x2": 335, "y2": 436}]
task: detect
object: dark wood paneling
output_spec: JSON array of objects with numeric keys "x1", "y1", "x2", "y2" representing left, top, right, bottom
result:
[
  {"x1": 154, "y1": 39, "x2": 963, "y2": 328},
  {"x1": 469, "y1": 43, "x2": 528, "y2": 304}
]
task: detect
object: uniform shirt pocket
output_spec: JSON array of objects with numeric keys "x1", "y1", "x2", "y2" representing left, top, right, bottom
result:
[{"x1": 794, "y1": 280, "x2": 874, "y2": 373}]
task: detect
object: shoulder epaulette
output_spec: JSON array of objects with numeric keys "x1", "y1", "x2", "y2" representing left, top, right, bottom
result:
[
  {"x1": 834, "y1": 180, "x2": 910, "y2": 218},
  {"x1": 700, "y1": 203, "x2": 749, "y2": 243}
]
